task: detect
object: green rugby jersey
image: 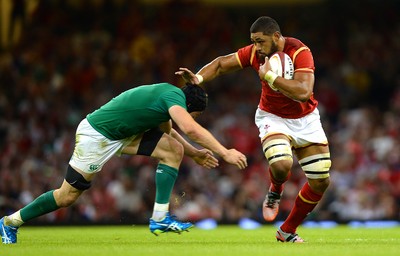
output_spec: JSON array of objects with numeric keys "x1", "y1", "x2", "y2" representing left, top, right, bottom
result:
[{"x1": 86, "y1": 83, "x2": 187, "y2": 140}]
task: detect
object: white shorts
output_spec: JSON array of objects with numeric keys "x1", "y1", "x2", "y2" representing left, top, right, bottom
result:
[
  {"x1": 255, "y1": 108, "x2": 328, "y2": 148},
  {"x1": 69, "y1": 119, "x2": 137, "y2": 174}
]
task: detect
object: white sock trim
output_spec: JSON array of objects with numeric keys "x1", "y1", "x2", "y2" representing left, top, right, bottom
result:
[
  {"x1": 152, "y1": 203, "x2": 170, "y2": 220},
  {"x1": 6, "y1": 211, "x2": 24, "y2": 227},
  {"x1": 153, "y1": 203, "x2": 169, "y2": 212}
]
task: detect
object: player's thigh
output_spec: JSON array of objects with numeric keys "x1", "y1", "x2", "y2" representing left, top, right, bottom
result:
[
  {"x1": 122, "y1": 128, "x2": 164, "y2": 156},
  {"x1": 262, "y1": 134, "x2": 293, "y2": 170},
  {"x1": 294, "y1": 144, "x2": 331, "y2": 179},
  {"x1": 295, "y1": 144, "x2": 330, "y2": 158},
  {"x1": 122, "y1": 128, "x2": 183, "y2": 161},
  {"x1": 121, "y1": 134, "x2": 142, "y2": 155}
]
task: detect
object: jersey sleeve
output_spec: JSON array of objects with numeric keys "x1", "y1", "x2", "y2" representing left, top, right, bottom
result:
[
  {"x1": 236, "y1": 44, "x2": 255, "y2": 68},
  {"x1": 293, "y1": 48, "x2": 315, "y2": 73},
  {"x1": 160, "y1": 90, "x2": 187, "y2": 112}
]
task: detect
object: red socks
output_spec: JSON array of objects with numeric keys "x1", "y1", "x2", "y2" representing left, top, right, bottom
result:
[
  {"x1": 280, "y1": 182, "x2": 323, "y2": 234},
  {"x1": 269, "y1": 168, "x2": 290, "y2": 194},
  {"x1": 269, "y1": 168, "x2": 323, "y2": 234}
]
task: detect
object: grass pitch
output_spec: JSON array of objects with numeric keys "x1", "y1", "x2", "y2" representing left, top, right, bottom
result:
[{"x1": 1, "y1": 225, "x2": 399, "y2": 256}]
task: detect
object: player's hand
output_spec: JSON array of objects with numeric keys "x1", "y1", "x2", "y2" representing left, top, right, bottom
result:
[
  {"x1": 222, "y1": 149, "x2": 248, "y2": 170},
  {"x1": 258, "y1": 56, "x2": 271, "y2": 80},
  {"x1": 259, "y1": 57, "x2": 278, "y2": 91},
  {"x1": 175, "y1": 68, "x2": 200, "y2": 85},
  {"x1": 192, "y1": 149, "x2": 219, "y2": 169}
]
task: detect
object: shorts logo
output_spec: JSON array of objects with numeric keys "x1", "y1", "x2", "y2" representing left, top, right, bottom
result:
[
  {"x1": 89, "y1": 164, "x2": 100, "y2": 171},
  {"x1": 156, "y1": 169, "x2": 163, "y2": 173}
]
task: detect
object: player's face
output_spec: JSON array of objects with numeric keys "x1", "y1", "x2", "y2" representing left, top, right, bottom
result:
[{"x1": 251, "y1": 32, "x2": 279, "y2": 60}]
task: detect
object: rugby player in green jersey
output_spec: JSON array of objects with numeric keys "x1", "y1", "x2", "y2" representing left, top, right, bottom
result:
[{"x1": 1, "y1": 83, "x2": 247, "y2": 243}]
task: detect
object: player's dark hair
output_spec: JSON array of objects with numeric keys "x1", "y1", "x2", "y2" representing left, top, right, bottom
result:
[
  {"x1": 181, "y1": 83, "x2": 208, "y2": 113},
  {"x1": 250, "y1": 16, "x2": 281, "y2": 35}
]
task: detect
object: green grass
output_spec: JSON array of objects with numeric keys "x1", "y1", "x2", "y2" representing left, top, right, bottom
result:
[{"x1": 1, "y1": 225, "x2": 400, "y2": 256}]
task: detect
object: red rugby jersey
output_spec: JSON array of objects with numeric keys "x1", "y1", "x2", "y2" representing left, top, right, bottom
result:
[{"x1": 236, "y1": 37, "x2": 318, "y2": 119}]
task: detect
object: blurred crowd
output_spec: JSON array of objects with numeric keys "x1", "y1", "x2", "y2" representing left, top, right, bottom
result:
[{"x1": 0, "y1": 0, "x2": 399, "y2": 225}]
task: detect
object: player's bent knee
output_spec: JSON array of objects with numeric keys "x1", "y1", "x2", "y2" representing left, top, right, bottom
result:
[
  {"x1": 263, "y1": 139, "x2": 293, "y2": 165},
  {"x1": 65, "y1": 165, "x2": 92, "y2": 191},
  {"x1": 152, "y1": 136, "x2": 184, "y2": 165},
  {"x1": 166, "y1": 138, "x2": 184, "y2": 162},
  {"x1": 299, "y1": 153, "x2": 331, "y2": 179},
  {"x1": 308, "y1": 177, "x2": 330, "y2": 193},
  {"x1": 270, "y1": 159, "x2": 293, "y2": 174}
]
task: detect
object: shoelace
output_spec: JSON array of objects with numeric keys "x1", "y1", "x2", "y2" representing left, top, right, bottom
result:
[{"x1": 266, "y1": 192, "x2": 280, "y2": 208}]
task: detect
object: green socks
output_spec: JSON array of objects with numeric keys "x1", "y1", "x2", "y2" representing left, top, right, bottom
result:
[
  {"x1": 155, "y1": 164, "x2": 178, "y2": 204},
  {"x1": 10, "y1": 165, "x2": 178, "y2": 225},
  {"x1": 20, "y1": 190, "x2": 60, "y2": 222}
]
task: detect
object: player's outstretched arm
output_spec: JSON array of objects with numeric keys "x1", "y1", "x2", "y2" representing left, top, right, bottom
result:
[
  {"x1": 191, "y1": 148, "x2": 219, "y2": 169},
  {"x1": 169, "y1": 106, "x2": 247, "y2": 169},
  {"x1": 175, "y1": 53, "x2": 241, "y2": 86}
]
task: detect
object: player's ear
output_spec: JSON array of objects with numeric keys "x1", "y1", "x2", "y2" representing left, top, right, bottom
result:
[{"x1": 272, "y1": 31, "x2": 281, "y2": 43}]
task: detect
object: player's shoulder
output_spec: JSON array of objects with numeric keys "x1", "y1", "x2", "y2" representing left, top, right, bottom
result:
[
  {"x1": 284, "y1": 37, "x2": 308, "y2": 47},
  {"x1": 237, "y1": 44, "x2": 255, "y2": 55},
  {"x1": 150, "y1": 82, "x2": 177, "y2": 89},
  {"x1": 237, "y1": 44, "x2": 258, "y2": 67},
  {"x1": 158, "y1": 83, "x2": 185, "y2": 100},
  {"x1": 283, "y1": 37, "x2": 313, "y2": 61},
  {"x1": 239, "y1": 44, "x2": 254, "y2": 50},
  {"x1": 149, "y1": 82, "x2": 182, "y2": 93}
]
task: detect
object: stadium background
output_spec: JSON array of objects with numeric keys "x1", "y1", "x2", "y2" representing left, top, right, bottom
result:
[{"x1": 0, "y1": 0, "x2": 399, "y2": 225}]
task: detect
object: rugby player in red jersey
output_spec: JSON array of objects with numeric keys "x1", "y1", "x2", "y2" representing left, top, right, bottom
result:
[{"x1": 176, "y1": 16, "x2": 331, "y2": 243}]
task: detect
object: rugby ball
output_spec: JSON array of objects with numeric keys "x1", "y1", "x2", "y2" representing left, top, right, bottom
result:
[{"x1": 268, "y1": 52, "x2": 294, "y2": 91}]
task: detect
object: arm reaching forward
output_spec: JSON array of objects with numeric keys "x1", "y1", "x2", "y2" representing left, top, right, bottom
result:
[
  {"x1": 169, "y1": 105, "x2": 248, "y2": 170},
  {"x1": 175, "y1": 53, "x2": 241, "y2": 87}
]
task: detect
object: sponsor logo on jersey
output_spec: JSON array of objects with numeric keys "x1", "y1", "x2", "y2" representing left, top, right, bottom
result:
[{"x1": 89, "y1": 164, "x2": 100, "y2": 171}]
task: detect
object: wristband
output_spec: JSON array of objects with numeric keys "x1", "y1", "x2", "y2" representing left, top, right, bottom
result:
[
  {"x1": 264, "y1": 70, "x2": 278, "y2": 85},
  {"x1": 195, "y1": 74, "x2": 204, "y2": 84}
]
